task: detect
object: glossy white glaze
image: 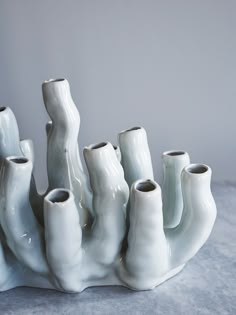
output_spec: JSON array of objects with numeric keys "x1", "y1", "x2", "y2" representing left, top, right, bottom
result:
[
  {"x1": 44, "y1": 188, "x2": 82, "y2": 292},
  {"x1": 0, "y1": 79, "x2": 217, "y2": 293},
  {"x1": 0, "y1": 157, "x2": 48, "y2": 274},
  {"x1": 118, "y1": 126, "x2": 154, "y2": 187},
  {"x1": 42, "y1": 79, "x2": 92, "y2": 226}
]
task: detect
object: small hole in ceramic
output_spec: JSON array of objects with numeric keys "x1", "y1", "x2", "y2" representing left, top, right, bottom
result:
[
  {"x1": 113, "y1": 145, "x2": 118, "y2": 150},
  {"x1": 187, "y1": 165, "x2": 208, "y2": 174},
  {"x1": 136, "y1": 181, "x2": 156, "y2": 192},
  {"x1": 10, "y1": 158, "x2": 28, "y2": 164},
  {"x1": 0, "y1": 107, "x2": 6, "y2": 112},
  {"x1": 48, "y1": 190, "x2": 70, "y2": 203},
  {"x1": 167, "y1": 151, "x2": 185, "y2": 156},
  {"x1": 91, "y1": 142, "x2": 107, "y2": 150}
]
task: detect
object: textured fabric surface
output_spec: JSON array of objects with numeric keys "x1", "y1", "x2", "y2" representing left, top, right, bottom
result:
[{"x1": 0, "y1": 182, "x2": 235, "y2": 315}]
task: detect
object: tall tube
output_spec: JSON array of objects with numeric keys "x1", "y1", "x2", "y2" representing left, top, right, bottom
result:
[{"x1": 42, "y1": 79, "x2": 92, "y2": 227}]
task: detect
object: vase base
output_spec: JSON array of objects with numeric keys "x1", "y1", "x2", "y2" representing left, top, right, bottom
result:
[{"x1": 0, "y1": 264, "x2": 185, "y2": 294}]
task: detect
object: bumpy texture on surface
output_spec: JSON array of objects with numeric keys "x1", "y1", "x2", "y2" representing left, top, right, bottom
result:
[{"x1": 0, "y1": 79, "x2": 217, "y2": 293}]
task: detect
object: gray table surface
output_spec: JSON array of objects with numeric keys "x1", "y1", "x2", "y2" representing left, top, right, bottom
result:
[{"x1": 0, "y1": 182, "x2": 235, "y2": 315}]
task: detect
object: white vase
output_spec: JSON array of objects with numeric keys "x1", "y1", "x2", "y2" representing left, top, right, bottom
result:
[{"x1": 0, "y1": 79, "x2": 217, "y2": 293}]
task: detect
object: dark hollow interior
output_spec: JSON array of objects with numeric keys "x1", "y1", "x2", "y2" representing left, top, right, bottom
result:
[
  {"x1": 91, "y1": 142, "x2": 107, "y2": 150},
  {"x1": 10, "y1": 157, "x2": 28, "y2": 164},
  {"x1": 167, "y1": 151, "x2": 185, "y2": 156},
  {"x1": 187, "y1": 165, "x2": 208, "y2": 174},
  {"x1": 48, "y1": 190, "x2": 70, "y2": 203},
  {"x1": 136, "y1": 181, "x2": 156, "y2": 192},
  {"x1": 0, "y1": 107, "x2": 6, "y2": 112},
  {"x1": 125, "y1": 126, "x2": 141, "y2": 132}
]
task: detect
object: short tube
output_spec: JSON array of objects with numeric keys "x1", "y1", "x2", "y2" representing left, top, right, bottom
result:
[
  {"x1": 113, "y1": 145, "x2": 121, "y2": 162},
  {"x1": 44, "y1": 188, "x2": 82, "y2": 292},
  {"x1": 0, "y1": 107, "x2": 22, "y2": 158},
  {"x1": 166, "y1": 164, "x2": 217, "y2": 268},
  {"x1": 0, "y1": 156, "x2": 48, "y2": 274},
  {"x1": 120, "y1": 179, "x2": 169, "y2": 290},
  {"x1": 20, "y1": 139, "x2": 43, "y2": 224},
  {"x1": 83, "y1": 142, "x2": 129, "y2": 269},
  {"x1": 118, "y1": 127, "x2": 154, "y2": 187},
  {"x1": 20, "y1": 139, "x2": 35, "y2": 163}
]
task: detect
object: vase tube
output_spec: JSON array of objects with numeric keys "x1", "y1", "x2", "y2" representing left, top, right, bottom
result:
[
  {"x1": 44, "y1": 188, "x2": 82, "y2": 292},
  {"x1": 118, "y1": 127, "x2": 154, "y2": 187},
  {"x1": 121, "y1": 179, "x2": 169, "y2": 289},
  {"x1": 166, "y1": 164, "x2": 217, "y2": 268},
  {"x1": 83, "y1": 142, "x2": 129, "y2": 268},
  {"x1": 42, "y1": 78, "x2": 92, "y2": 226},
  {"x1": 0, "y1": 156, "x2": 48, "y2": 274},
  {"x1": 162, "y1": 150, "x2": 190, "y2": 228}
]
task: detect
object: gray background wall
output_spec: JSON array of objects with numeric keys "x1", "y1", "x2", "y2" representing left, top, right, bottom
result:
[{"x1": 0, "y1": 0, "x2": 235, "y2": 191}]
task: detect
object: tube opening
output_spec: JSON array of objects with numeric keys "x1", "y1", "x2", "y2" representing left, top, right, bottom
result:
[
  {"x1": 90, "y1": 142, "x2": 108, "y2": 150},
  {"x1": 45, "y1": 78, "x2": 65, "y2": 83},
  {"x1": 125, "y1": 126, "x2": 142, "y2": 132},
  {"x1": 47, "y1": 190, "x2": 70, "y2": 203},
  {"x1": 136, "y1": 180, "x2": 156, "y2": 192},
  {"x1": 166, "y1": 151, "x2": 185, "y2": 156},
  {"x1": 0, "y1": 107, "x2": 6, "y2": 112},
  {"x1": 9, "y1": 157, "x2": 28, "y2": 164},
  {"x1": 186, "y1": 164, "x2": 208, "y2": 174}
]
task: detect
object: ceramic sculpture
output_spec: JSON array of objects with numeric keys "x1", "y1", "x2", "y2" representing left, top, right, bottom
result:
[{"x1": 0, "y1": 79, "x2": 217, "y2": 293}]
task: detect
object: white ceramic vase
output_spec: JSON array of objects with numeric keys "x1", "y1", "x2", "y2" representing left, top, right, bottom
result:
[{"x1": 0, "y1": 79, "x2": 217, "y2": 293}]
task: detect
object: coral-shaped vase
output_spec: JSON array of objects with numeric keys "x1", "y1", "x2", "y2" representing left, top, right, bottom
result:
[{"x1": 0, "y1": 79, "x2": 217, "y2": 293}]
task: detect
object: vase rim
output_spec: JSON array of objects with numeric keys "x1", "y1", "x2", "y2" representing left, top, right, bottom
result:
[
  {"x1": 45, "y1": 188, "x2": 72, "y2": 205},
  {"x1": 184, "y1": 163, "x2": 210, "y2": 176},
  {"x1": 133, "y1": 179, "x2": 160, "y2": 194},
  {"x1": 6, "y1": 156, "x2": 29, "y2": 165},
  {"x1": 84, "y1": 141, "x2": 110, "y2": 151},
  {"x1": 119, "y1": 126, "x2": 144, "y2": 135},
  {"x1": 43, "y1": 78, "x2": 67, "y2": 85},
  {"x1": 163, "y1": 150, "x2": 188, "y2": 157}
]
